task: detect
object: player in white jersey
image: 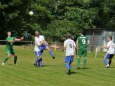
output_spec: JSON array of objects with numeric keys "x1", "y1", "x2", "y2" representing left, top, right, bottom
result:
[
  {"x1": 64, "y1": 34, "x2": 76, "y2": 75},
  {"x1": 34, "y1": 31, "x2": 55, "y2": 67},
  {"x1": 103, "y1": 36, "x2": 115, "y2": 68}
]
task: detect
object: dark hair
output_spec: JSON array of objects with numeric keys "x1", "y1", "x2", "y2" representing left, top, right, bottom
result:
[
  {"x1": 66, "y1": 34, "x2": 72, "y2": 39},
  {"x1": 108, "y1": 36, "x2": 112, "y2": 40},
  {"x1": 79, "y1": 31, "x2": 85, "y2": 35}
]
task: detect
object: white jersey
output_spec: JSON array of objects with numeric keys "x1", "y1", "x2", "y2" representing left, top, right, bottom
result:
[
  {"x1": 107, "y1": 41, "x2": 115, "y2": 54},
  {"x1": 64, "y1": 39, "x2": 76, "y2": 56},
  {"x1": 34, "y1": 35, "x2": 45, "y2": 52}
]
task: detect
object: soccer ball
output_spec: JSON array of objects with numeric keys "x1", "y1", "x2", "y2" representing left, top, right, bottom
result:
[{"x1": 29, "y1": 11, "x2": 34, "y2": 16}]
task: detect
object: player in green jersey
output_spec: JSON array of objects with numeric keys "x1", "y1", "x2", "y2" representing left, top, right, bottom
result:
[
  {"x1": 2, "y1": 32, "x2": 23, "y2": 65},
  {"x1": 76, "y1": 32, "x2": 89, "y2": 69}
]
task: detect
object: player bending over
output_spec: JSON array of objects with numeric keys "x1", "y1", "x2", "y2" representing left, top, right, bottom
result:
[
  {"x1": 76, "y1": 32, "x2": 89, "y2": 69},
  {"x1": 2, "y1": 31, "x2": 23, "y2": 65},
  {"x1": 34, "y1": 31, "x2": 55, "y2": 67},
  {"x1": 64, "y1": 34, "x2": 76, "y2": 75},
  {"x1": 102, "y1": 36, "x2": 115, "y2": 68}
]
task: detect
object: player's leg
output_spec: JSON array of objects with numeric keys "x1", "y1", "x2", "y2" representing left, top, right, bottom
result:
[
  {"x1": 83, "y1": 49, "x2": 88, "y2": 68},
  {"x1": 2, "y1": 50, "x2": 12, "y2": 65},
  {"x1": 108, "y1": 54, "x2": 114, "y2": 66},
  {"x1": 103, "y1": 53, "x2": 110, "y2": 67},
  {"x1": 69, "y1": 56, "x2": 74, "y2": 71},
  {"x1": 44, "y1": 44, "x2": 55, "y2": 59},
  {"x1": 65, "y1": 56, "x2": 71, "y2": 74},
  {"x1": 11, "y1": 49, "x2": 18, "y2": 64},
  {"x1": 34, "y1": 51, "x2": 43, "y2": 67},
  {"x1": 77, "y1": 49, "x2": 82, "y2": 69},
  {"x1": 13, "y1": 55, "x2": 17, "y2": 64}
]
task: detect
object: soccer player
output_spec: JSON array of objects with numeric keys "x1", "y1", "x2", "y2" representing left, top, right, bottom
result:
[
  {"x1": 76, "y1": 32, "x2": 89, "y2": 69},
  {"x1": 34, "y1": 31, "x2": 55, "y2": 67},
  {"x1": 2, "y1": 31, "x2": 23, "y2": 65},
  {"x1": 64, "y1": 34, "x2": 76, "y2": 75},
  {"x1": 102, "y1": 36, "x2": 115, "y2": 68}
]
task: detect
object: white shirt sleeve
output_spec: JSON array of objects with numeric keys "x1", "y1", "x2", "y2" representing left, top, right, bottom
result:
[
  {"x1": 73, "y1": 41, "x2": 76, "y2": 48},
  {"x1": 35, "y1": 37, "x2": 41, "y2": 46},
  {"x1": 40, "y1": 35, "x2": 45, "y2": 41},
  {"x1": 64, "y1": 40, "x2": 67, "y2": 48}
]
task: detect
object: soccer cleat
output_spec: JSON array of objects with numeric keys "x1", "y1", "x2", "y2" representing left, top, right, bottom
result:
[
  {"x1": 1, "y1": 63, "x2": 5, "y2": 66},
  {"x1": 67, "y1": 70, "x2": 71, "y2": 75},
  {"x1": 105, "y1": 64, "x2": 110, "y2": 68},
  {"x1": 52, "y1": 56, "x2": 55, "y2": 59}
]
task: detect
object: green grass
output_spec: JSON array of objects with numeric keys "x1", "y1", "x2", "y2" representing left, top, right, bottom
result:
[{"x1": 0, "y1": 45, "x2": 115, "y2": 86}]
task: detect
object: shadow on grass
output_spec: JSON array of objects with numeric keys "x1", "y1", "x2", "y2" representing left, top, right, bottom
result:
[{"x1": 77, "y1": 67, "x2": 90, "y2": 70}]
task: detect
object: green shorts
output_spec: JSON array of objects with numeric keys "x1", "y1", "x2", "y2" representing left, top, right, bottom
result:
[
  {"x1": 6, "y1": 48, "x2": 15, "y2": 55},
  {"x1": 77, "y1": 48, "x2": 87, "y2": 57}
]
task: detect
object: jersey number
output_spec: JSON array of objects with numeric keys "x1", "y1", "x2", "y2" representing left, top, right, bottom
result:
[
  {"x1": 82, "y1": 39, "x2": 86, "y2": 44},
  {"x1": 69, "y1": 44, "x2": 73, "y2": 48}
]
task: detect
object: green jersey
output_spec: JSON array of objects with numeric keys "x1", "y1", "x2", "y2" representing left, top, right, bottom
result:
[
  {"x1": 6, "y1": 37, "x2": 15, "y2": 50},
  {"x1": 77, "y1": 36, "x2": 88, "y2": 49}
]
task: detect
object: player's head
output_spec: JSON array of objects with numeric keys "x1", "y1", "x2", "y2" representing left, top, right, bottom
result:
[
  {"x1": 35, "y1": 31, "x2": 40, "y2": 36},
  {"x1": 79, "y1": 31, "x2": 85, "y2": 36},
  {"x1": 107, "y1": 36, "x2": 112, "y2": 41},
  {"x1": 7, "y1": 31, "x2": 12, "y2": 37},
  {"x1": 66, "y1": 34, "x2": 72, "y2": 39}
]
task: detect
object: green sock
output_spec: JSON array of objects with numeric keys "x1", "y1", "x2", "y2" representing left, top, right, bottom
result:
[
  {"x1": 83, "y1": 57, "x2": 87, "y2": 68},
  {"x1": 3, "y1": 57, "x2": 9, "y2": 63},
  {"x1": 77, "y1": 57, "x2": 81, "y2": 67},
  {"x1": 14, "y1": 56, "x2": 17, "y2": 64}
]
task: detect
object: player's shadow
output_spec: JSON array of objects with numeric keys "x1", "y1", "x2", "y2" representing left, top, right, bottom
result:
[
  {"x1": 43, "y1": 64, "x2": 57, "y2": 67},
  {"x1": 77, "y1": 67, "x2": 90, "y2": 70},
  {"x1": 81, "y1": 67, "x2": 90, "y2": 69},
  {"x1": 108, "y1": 67, "x2": 115, "y2": 69},
  {"x1": 70, "y1": 71, "x2": 77, "y2": 75},
  {"x1": 33, "y1": 64, "x2": 57, "y2": 68}
]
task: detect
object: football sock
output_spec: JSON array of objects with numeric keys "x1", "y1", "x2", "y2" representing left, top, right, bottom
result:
[
  {"x1": 14, "y1": 56, "x2": 17, "y2": 64},
  {"x1": 83, "y1": 57, "x2": 87, "y2": 68},
  {"x1": 49, "y1": 50, "x2": 54, "y2": 57},
  {"x1": 66, "y1": 63, "x2": 69, "y2": 70},
  {"x1": 39, "y1": 58, "x2": 43, "y2": 67},
  {"x1": 3, "y1": 57, "x2": 9, "y2": 63},
  {"x1": 109, "y1": 59, "x2": 112, "y2": 66},
  {"x1": 77, "y1": 57, "x2": 80, "y2": 67},
  {"x1": 35, "y1": 58, "x2": 40, "y2": 67},
  {"x1": 65, "y1": 63, "x2": 71, "y2": 70}
]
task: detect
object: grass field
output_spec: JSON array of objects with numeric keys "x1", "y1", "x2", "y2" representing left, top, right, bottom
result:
[{"x1": 0, "y1": 45, "x2": 115, "y2": 86}]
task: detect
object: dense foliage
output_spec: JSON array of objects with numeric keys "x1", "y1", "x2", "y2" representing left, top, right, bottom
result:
[{"x1": 0, "y1": 0, "x2": 115, "y2": 41}]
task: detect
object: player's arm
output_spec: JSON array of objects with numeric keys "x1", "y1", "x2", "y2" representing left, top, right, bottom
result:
[
  {"x1": 76, "y1": 40, "x2": 79, "y2": 50},
  {"x1": 7, "y1": 40, "x2": 14, "y2": 42},
  {"x1": 87, "y1": 40, "x2": 90, "y2": 45},
  {"x1": 74, "y1": 41, "x2": 76, "y2": 49},
  {"x1": 15, "y1": 37, "x2": 24, "y2": 41},
  {"x1": 64, "y1": 41, "x2": 67, "y2": 51},
  {"x1": 102, "y1": 46, "x2": 110, "y2": 49}
]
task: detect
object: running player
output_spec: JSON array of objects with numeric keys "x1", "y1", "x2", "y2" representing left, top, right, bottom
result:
[
  {"x1": 64, "y1": 34, "x2": 76, "y2": 75},
  {"x1": 2, "y1": 31, "x2": 23, "y2": 65},
  {"x1": 102, "y1": 36, "x2": 115, "y2": 68},
  {"x1": 76, "y1": 32, "x2": 89, "y2": 69}
]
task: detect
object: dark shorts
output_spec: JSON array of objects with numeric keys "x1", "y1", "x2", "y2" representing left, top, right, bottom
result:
[
  {"x1": 6, "y1": 49, "x2": 15, "y2": 55},
  {"x1": 78, "y1": 48, "x2": 87, "y2": 57}
]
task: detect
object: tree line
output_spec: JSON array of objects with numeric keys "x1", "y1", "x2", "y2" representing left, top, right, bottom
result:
[{"x1": 0, "y1": 0, "x2": 115, "y2": 41}]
